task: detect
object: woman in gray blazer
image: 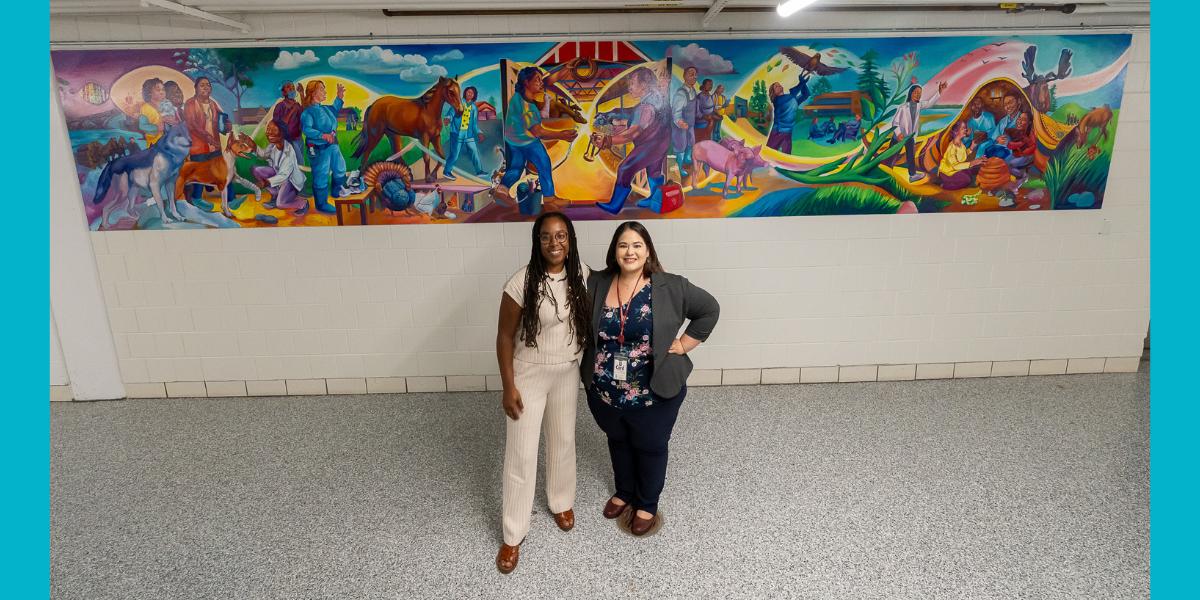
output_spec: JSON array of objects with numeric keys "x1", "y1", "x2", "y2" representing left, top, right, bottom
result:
[{"x1": 581, "y1": 221, "x2": 720, "y2": 536}]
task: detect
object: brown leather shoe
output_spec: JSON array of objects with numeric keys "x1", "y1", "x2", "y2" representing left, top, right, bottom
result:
[
  {"x1": 630, "y1": 511, "x2": 659, "y2": 536},
  {"x1": 553, "y1": 509, "x2": 575, "y2": 531},
  {"x1": 603, "y1": 496, "x2": 629, "y2": 519},
  {"x1": 495, "y1": 543, "x2": 520, "y2": 574}
]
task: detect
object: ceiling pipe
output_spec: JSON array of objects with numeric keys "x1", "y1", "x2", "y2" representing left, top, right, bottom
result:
[
  {"x1": 139, "y1": 0, "x2": 251, "y2": 33},
  {"x1": 702, "y1": 0, "x2": 732, "y2": 29}
]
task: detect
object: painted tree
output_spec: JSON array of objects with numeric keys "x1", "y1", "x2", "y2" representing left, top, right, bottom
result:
[
  {"x1": 174, "y1": 49, "x2": 219, "y2": 81},
  {"x1": 174, "y1": 48, "x2": 275, "y2": 114},
  {"x1": 214, "y1": 48, "x2": 276, "y2": 114},
  {"x1": 1048, "y1": 84, "x2": 1059, "y2": 112},
  {"x1": 750, "y1": 79, "x2": 769, "y2": 123},
  {"x1": 856, "y1": 50, "x2": 890, "y2": 101},
  {"x1": 811, "y1": 76, "x2": 833, "y2": 97}
]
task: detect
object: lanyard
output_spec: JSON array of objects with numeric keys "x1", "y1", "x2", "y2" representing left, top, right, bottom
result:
[{"x1": 616, "y1": 273, "x2": 642, "y2": 347}]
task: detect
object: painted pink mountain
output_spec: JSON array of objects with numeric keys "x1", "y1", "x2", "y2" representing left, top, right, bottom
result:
[{"x1": 920, "y1": 41, "x2": 1130, "y2": 105}]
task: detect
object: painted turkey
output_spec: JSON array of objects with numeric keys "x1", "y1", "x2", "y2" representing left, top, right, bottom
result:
[{"x1": 364, "y1": 161, "x2": 417, "y2": 212}]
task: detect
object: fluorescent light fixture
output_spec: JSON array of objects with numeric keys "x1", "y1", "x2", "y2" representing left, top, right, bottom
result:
[{"x1": 777, "y1": 0, "x2": 819, "y2": 18}]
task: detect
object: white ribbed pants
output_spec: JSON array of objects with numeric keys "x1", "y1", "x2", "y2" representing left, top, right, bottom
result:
[{"x1": 501, "y1": 358, "x2": 578, "y2": 546}]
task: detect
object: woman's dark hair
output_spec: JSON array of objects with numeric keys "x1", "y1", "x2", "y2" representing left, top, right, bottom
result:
[
  {"x1": 515, "y1": 67, "x2": 542, "y2": 99},
  {"x1": 950, "y1": 119, "x2": 970, "y2": 142},
  {"x1": 1015, "y1": 111, "x2": 1032, "y2": 132},
  {"x1": 604, "y1": 221, "x2": 664, "y2": 277},
  {"x1": 906, "y1": 85, "x2": 922, "y2": 102},
  {"x1": 463, "y1": 86, "x2": 478, "y2": 100},
  {"x1": 520, "y1": 211, "x2": 590, "y2": 350},
  {"x1": 141, "y1": 78, "x2": 164, "y2": 102},
  {"x1": 163, "y1": 81, "x2": 184, "y2": 107}
]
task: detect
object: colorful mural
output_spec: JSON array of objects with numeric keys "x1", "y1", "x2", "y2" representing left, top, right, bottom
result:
[{"x1": 50, "y1": 34, "x2": 1131, "y2": 230}]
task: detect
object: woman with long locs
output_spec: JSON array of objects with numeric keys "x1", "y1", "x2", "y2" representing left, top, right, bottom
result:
[{"x1": 494, "y1": 212, "x2": 591, "y2": 574}]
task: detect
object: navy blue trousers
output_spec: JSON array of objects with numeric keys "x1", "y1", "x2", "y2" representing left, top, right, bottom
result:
[{"x1": 587, "y1": 385, "x2": 686, "y2": 515}]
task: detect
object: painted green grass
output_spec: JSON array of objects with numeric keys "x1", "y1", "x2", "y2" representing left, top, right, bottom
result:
[
  {"x1": 915, "y1": 197, "x2": 952, "y2": 213},
  {"x1": 243, "y1": 128, "x2": 422, "y2": 168},
  {"x1": 1045, "y1": 143, "x2": 1111, "y2": 208},
  {"x1": 735, "y1": 185, "x2": 901, "y2": 217},
  {"x1": 1044, "y1": 111, "x2": 1121, "y2": 208},
  {"x1": 1052, "y1": 102, "x2": 1090, "y2": 123},
  {"x1": 789, "y1": 132, "x2": 861, "y2": 158}
]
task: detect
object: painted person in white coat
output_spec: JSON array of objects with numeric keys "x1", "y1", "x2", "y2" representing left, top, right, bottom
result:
[
  {"x1": 891, "y1": 80, "x2": 947, "y2": 182},
  {"x1": 252, "y1": 122, "x2": 307, "y2": 214}
]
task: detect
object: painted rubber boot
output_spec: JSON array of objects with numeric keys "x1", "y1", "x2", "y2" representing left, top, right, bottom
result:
[
  {"x1": 313, "y1": 187, "x2": 336, "y2": 214},
  {"x1": 595, "y1": 185, "x2": 632, "y2": 215},
  {"x1": 225, "y1": 185, "x2": 246, "y2": 211},
  {"x1": 331, "y1": 175, "x2": 349, "y2": 199},
  {"x1": 190, "y1": 184, "x2": 215, "y2": 212},
  {"x1": 636, "y1": 176, "x2": 666, "y2": 210}
]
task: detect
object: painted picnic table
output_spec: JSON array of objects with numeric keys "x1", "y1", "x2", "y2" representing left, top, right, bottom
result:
[{"x1": 334, "y1": 182, "x2": 494, "y2": 225}]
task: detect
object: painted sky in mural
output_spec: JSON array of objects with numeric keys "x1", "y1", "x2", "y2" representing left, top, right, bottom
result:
[{"x1": 51, "y1": 34, "x2": 1131, "y2": 231}]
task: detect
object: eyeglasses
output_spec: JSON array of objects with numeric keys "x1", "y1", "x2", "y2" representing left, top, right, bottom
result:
[{"x1": 539, "y1": 232, "x2": 568, "y2": 244}]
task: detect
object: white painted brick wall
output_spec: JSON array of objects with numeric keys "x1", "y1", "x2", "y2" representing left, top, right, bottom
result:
[
  {"x1": 50, "y1": 313, "x2": 69, "y2": 386},
  {"x1": 51, "y1": 17, "x2": 1149, "y2": 387}
]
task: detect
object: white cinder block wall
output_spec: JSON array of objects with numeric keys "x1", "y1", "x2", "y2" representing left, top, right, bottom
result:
[
  {"x1": 51, "y1": 311, "x2": 71, "y2": 401},
  {"x1": 50, "y1": 10, "x2": 1150, "y2": 399}
]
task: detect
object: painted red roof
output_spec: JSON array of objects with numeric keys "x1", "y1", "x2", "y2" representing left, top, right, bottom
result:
[{"x1": 536, "y1": 40, "x2": 650, "y2": 66}]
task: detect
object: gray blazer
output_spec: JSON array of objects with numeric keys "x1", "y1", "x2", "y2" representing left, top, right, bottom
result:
[{"x1": 581, "y1": 270, "x2": 720, "y2": 398}]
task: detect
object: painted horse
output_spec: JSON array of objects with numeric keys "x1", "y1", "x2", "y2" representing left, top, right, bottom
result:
[{"x1": 353, "y1": 76, "x2": 464, "y2": 182}]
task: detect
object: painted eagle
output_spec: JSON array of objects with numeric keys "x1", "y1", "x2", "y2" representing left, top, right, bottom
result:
[{"x1": 778, "y1": 47, "x2": 847, "y2": 76}]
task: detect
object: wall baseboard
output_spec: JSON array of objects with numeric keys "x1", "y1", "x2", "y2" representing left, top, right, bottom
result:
[
  {"x1": 54, "y1": 357, "x2": 1145, "y2": 401},
  {"x1": 50, "y1": 385, "x2": 73, "y2": 402}
]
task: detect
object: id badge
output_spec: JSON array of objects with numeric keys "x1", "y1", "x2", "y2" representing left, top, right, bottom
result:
[{"x1": 613, "y1": 353, "x2": 630, "y2": 382}]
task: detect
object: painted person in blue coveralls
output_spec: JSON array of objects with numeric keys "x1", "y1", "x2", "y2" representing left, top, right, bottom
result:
[
  {"x1": 592, "y1": 67, "x2": 671, "y2": 214},
  {"x1": 496, "y1": 65, "x2": 579, "y2": 214},
  {"x1": 301, "y1": 80, "x2": 347, "y2": 214},
  {"x1": 671, "y1": 66, "x2": 700, "y2": 189},
  {"x1": 442, "y1": 86, "x2": 486, "y2": 180}
]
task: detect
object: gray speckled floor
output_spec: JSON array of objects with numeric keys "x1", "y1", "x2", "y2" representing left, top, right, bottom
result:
[{"x1": 52, "y1": 368, "x2": 1148, "y2": 600}]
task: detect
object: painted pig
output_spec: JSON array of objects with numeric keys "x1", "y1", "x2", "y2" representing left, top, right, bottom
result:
[
  {"x1": 693, "y1": 140, "x2": 748, "y2": 198},
  {"x1": 733, "y1": 145, "x2": 767, "y2": 190}
]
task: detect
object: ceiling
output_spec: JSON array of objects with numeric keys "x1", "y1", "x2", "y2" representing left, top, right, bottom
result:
[{"x1": 50, "y1": 0, "x2": 1152, "y2": 17}]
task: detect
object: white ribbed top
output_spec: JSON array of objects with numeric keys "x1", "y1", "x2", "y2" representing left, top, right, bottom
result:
[{"x1": 503, "y1": 264, "x2": 589, "y2": 365}]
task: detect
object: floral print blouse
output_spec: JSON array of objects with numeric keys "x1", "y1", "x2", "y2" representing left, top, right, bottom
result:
[{"x1": 591, "y1": 284, "x2": 654, "y2": 409}]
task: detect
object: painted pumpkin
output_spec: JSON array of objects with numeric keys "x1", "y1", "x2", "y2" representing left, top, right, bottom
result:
[{"x1": 976, "y1": 157, "x2": 1011, "y2": 191}]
